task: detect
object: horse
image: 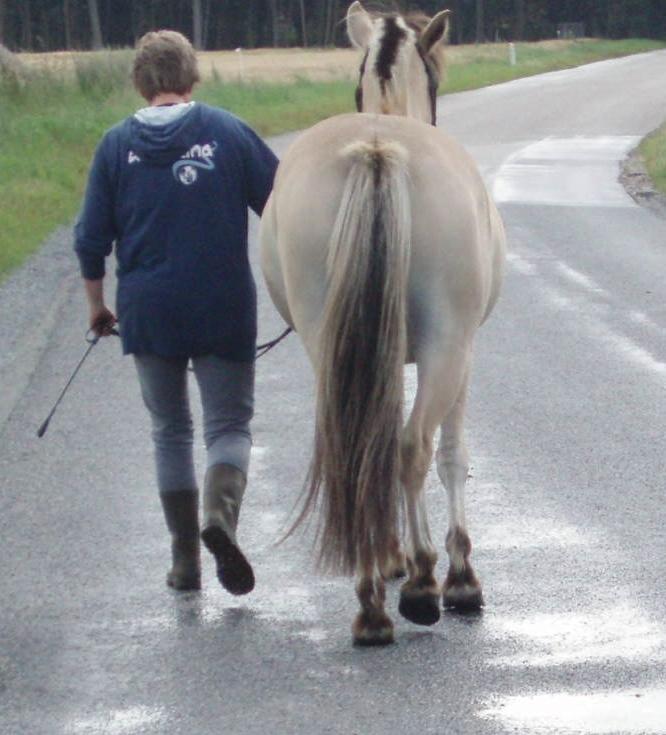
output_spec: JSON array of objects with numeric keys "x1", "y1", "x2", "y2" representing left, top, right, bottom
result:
[{"x1": 259, "y1": 1, "x2": 506, "y2": 646}]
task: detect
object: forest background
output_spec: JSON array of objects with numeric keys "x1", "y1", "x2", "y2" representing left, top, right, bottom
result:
[{"x1": 2, "y1": 0, "x2": 666, "y2": 53}]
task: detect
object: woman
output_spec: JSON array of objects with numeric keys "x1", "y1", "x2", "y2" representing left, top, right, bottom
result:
[{"x1": 75, "y1": 30, "x2": 278, "y2": 595}]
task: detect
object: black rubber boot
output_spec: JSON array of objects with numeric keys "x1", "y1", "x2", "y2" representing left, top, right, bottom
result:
[
  {"x1": 159, "y1": 490, "x2": 201, "y2": 591},
  {"x1": 201, "y1": 464, "x2": 255, "y2": 596}
]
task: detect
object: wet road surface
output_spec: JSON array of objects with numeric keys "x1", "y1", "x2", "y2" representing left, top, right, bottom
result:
[{"x1": 2, "y1": 50, "x2": 666, "y2": 734}]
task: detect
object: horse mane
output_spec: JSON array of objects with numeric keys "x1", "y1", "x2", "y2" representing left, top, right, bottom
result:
[{"x1": 359, "y1": 6, "x2": 447, "y2": 76}]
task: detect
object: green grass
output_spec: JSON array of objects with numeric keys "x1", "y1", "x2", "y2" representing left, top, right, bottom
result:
[
  {"x1": 640, "y1": 124, "x2": 666, "y2": 196},
  {"x1": 1, "y1": 38, "x2": 665, "y2": 278},
  {"x1": 200, "y1": 77, "x2": 354, "y2": 137},
  {"x1": 0, "y1": 70, "x2": 354, "y2": 276},
  {"x1": 0, "y1": 52, "x2": 138, "y2": 275}
]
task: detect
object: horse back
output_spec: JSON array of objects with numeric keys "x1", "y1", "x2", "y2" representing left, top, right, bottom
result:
[{"x1": 266, "y1": 113, "x2": 505, "y2": 349}]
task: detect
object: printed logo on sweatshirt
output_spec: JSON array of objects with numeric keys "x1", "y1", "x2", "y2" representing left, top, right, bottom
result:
[
  {"x1": 172, "y1": 141, "x2": 218, "y2": 186},
  {"x1": 128, "y1": 151, "x2": 141, "y2": 164}
]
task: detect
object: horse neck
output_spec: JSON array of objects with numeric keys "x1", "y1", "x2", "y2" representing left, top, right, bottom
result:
[
  {"x1": 404, "y1": 48, "x2": 435, "y2": 123},
  {"x1": 361, "y1": 46, "x2": 434, "y2": 125}
]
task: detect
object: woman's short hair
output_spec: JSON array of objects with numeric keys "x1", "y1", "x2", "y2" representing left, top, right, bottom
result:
[{"x1": 132, "y1": 30, "x2": 200, "y2": 101}]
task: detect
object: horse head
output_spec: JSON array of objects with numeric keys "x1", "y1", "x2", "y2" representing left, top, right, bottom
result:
[{"x1": 346, "y1": 1, "x2": 450, "y2": 126}]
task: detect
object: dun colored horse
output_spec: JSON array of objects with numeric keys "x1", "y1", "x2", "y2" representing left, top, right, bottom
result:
[{"x1": 260, "y1": 2, "x2": 506, "y2": 645}]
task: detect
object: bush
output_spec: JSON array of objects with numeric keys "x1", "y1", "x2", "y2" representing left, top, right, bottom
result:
[
  {"x1": 0, "y1": 43, "x2": 30, "y2": 95},
  {"x1": 73, "y1": 50, "x2": 134, "y2": 99}
]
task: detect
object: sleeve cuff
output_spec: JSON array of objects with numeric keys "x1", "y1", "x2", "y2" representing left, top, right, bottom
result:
[{"x1": 77, "y1": 252, "x2": 106, "y2": 280}]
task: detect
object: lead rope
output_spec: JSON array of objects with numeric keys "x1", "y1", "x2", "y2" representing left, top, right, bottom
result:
[
  {"x1": 37, "y1": 324, "x2": 292, "y2": 437},
  {"x1": 256, "y1": 327, "x2": 293, "y2": 358},
  {"x1": 99, "y1": 325, "x2": 293, "y2": 359}
]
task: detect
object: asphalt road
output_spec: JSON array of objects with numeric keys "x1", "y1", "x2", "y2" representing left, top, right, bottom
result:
[{"x1": 2, "y1": 50, "x2": 666, "y2": 735}]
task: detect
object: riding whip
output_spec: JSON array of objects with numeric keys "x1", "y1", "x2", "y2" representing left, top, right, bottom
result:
[{"x1": 37, "y1": 328, "x2": 118, "y2": 438}]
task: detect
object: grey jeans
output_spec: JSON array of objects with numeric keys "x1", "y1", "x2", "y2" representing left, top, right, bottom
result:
[{"x1": 134, "y1": 354, "x2": 254, "y2": 493}]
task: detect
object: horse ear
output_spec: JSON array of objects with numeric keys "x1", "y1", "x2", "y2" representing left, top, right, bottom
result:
[
  {"x1": 420, "y1": 9, "x2": 451, "y2": 53},
  {"x1": 347, "y1": 1, "x2": 374, "y2": 50}
]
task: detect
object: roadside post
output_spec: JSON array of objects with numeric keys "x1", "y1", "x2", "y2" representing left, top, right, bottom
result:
[
  {"x1": 509, "y1": 42, "x2": 517, "y2": 66},
  {"x1": 236, "y1": 47, "x2": 245, "y2": 84}
]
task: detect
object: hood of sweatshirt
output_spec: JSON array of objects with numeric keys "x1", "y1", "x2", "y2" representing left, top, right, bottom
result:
[{"x1": 129, "y1": 102, "x2": 204, "y2": 166}]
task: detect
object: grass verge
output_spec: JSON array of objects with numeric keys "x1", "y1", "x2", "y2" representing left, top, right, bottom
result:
[
  {"x1": 444, "y1": 38, "x2": 663, "y2": 91},
  {"x1": 1, "y1": 38, "x2": 664, "y2": 278},
  {"x1": 640, "y1": 124, "x2": 666, "y2": 196}
]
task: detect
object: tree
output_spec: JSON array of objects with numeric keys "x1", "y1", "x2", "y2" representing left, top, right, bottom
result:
[
  {"x1": 515, "y1": 0, "x2": 525, "y2": 40},
  {"x1": 19, "y1": 0, "x2": 32, "y2": 50},
  {"x1": 0, "y1": 0, "x2": 664, "y2": 53},
  {"x1": 192, "y1": 0, "x2": 204, "y2": 49},
  {"x1": 87, "y1": 0, "x2": 103, "y2": 49},
  {"x1": 267, "y1": 0, "x2": 279, "y2": 47},
  {"x1": 475, "y1": 0, "x2": 485, "y2": 42},
  {"x1": 63, "y1": 0, "x2": 72, "y2": 49},
  {"x1": 450, "y1": 0, "x2": 464, "y2": 44},
  {"x1": 298, "y1": 0, "x2": 307, "y2": 47},
  {"x1": 322, "y1": 0, "x2": 340, "y2": 46}
]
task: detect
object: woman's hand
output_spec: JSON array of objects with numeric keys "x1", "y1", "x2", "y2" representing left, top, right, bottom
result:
[
  {"x1": 84, "y1": 278, "x2": 116, "y2": 337},
  {"x1": 89, "y1": 305, "x2": 117, "y2": 337}
]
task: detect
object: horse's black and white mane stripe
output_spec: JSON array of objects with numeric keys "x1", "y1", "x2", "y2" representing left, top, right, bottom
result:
[
  {"x1": 375, "y1": 16, "x2": 408, "y2": 91},
  {"x1": 354, "y1": 13, "x2": 440, "y2": 126}
]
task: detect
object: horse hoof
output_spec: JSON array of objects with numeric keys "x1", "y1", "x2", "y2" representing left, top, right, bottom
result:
[
  {"x1": 443, "y1": 584, "x2": 484, "y2": 612},
  {"x1": 352, "y1": 613, "x2": 395, "y2": 646},
  {"x1": 398, "y1": 591, "x2": 441, "y2": 626},
  {"x1": 353, "y1": 631, "x2": 395, "y2": 647}
]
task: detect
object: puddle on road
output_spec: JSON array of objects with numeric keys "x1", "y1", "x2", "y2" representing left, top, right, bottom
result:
[
  {"x1": 248, "y1": 444, "x2": 268, "y2": 474},
  {"x1": 480, "y1": 688, "x2": 666, "y2": 734},
  {"x1": 67, "y1": 706, "x2": 164, "y2": 734},
  {"x1": 216, "y1": 508, "x2": 347, "y2": 641},
  {"x1": 298, "y1": 627, "x2": 329, "y2": 643},
  {"x1": 255, "y1": 582, "x2": 319, "y2": 621},
  {"x1": 507, "y1": 250, "x2": 538, "y2": 276},
  {"x1": 488, "y1": 601, "x2": 665, "y2": 668},
  {"x1": 475, "y1": 516, "x2": 589, "y2": 551},
  {"x1": 493, "y1": 136, "x2": 641, "y2": 208},
  {"x1": 306, "y1": 664, "x2": 359, "y2": 681}
]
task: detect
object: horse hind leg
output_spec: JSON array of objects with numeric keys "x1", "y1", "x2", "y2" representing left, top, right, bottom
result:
[
  {"x1": 378, "y1": 505, "x2": 407, "y2": 581},
  {"x1": 437, "y1": 368, "x2": 484, "y2": 612},
  {"x1": 397, "y1": 416, "x2": 441, "y2": 626},
  {"x1": 352, "y1": 548, "x2": 394, "y2": 646},
  {"x1": 398, "y1": 347, "x2": 471, "y2": 626}
]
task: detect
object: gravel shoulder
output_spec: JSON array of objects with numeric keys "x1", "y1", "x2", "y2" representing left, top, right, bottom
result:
[
  {"x1": 0, "y1": 226, "x2": 79, "y2": 431},
  {"x1": 620, "y1": 144, "x2": 666, "y2": 219}
]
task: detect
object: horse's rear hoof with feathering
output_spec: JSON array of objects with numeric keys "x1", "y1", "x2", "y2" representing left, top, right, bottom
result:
[{"x1": 259, "y1": 2, "x2": 506, "y2": 647}]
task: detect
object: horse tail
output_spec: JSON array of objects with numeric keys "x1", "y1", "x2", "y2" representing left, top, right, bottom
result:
[{"x1": 300, "y1": 138, "x2": 411, "y2": 575}]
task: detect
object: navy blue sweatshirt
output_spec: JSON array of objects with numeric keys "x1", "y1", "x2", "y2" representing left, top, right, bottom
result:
[{"x1": 74, "y1": 102, "x2": 278, "y2": 362}]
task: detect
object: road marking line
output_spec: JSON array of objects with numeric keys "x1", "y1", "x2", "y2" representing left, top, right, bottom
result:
[
  {"x1": 508, "y1": 251, "x2": 666, "y2": 380},
  {"x1": 555, "y1": 261, "x2": 609, "y2": 296}
]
